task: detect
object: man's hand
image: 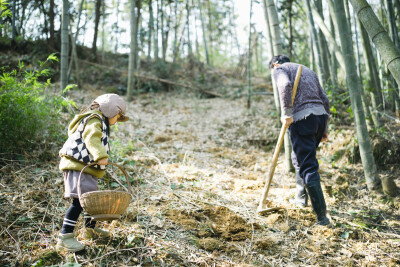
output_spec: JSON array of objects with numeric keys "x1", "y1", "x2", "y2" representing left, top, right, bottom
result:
[
  {"x1": 97, "y1": 158, "x2": 109, "y2": 165},
  {"x1": 281, "y1": 116, "x2": 293, "y2": 128},
  {"x1": 321, "y1": 133, "x2": 328, "y2": 142}
]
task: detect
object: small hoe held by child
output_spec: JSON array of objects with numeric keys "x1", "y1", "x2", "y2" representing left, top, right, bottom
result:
[{"x1": 56, "y1": 94, "x2": 129, "y2": 253}]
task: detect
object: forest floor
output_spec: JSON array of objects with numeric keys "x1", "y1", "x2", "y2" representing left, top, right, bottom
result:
[{"x1": 1, "y1": 81, "x2": 400, "y2": 266}]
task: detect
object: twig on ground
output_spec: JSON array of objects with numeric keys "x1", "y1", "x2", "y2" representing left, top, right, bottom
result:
[
  {"x1": 173, "y1": 192, "x2": 201, "y2": 209},
  {"x1": 6, "y1": 229, "x2": 22, "y2": 258},
  {"x1": 0, "y1": 201, "x2": 46, "y2": 236},
  {"x1": 81, "y1": 247, "x2": 149, "y2": 264}
]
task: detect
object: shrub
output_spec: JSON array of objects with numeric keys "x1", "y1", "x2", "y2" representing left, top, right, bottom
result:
[{"x1": 0, "y1": 54, "x2": 75, "y2": 156}]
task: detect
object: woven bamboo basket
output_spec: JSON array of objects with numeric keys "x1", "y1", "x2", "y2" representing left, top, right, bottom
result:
[{"x1": 78, "y1": 162, "x2": 132, "y2": 221}]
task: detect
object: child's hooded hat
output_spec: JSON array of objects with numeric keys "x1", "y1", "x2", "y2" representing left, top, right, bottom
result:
[{"x1": 93, "y1": 94, "x2": 130, "y2": 122}]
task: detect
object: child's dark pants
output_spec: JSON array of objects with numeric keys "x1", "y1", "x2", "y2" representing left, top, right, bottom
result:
[
  {"x1": 61, "y1": 198, "x2": 96, "y2": 234},
  {"x1": 288, "y1": 114, "x2": 328, "y2": 185}
]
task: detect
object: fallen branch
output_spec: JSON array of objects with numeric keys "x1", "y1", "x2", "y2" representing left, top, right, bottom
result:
[
  {"x1": 201, "y1": 90, "x2": 224, "y2": 98},
  {"x1": 80, "y1": 59, "x2": 198, "y2": 90}
]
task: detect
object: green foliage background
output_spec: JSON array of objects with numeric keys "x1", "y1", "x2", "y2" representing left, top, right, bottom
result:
[{"x1": 0, "y1": 54, "x2": 75, "y2": 155}]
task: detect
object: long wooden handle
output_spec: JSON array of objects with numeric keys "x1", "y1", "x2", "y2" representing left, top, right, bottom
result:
[
  {"x1": 258, "y1": 65, "x2": 303, "y2": 209},
  {"x1": 291, "y1": 66, "x2": 302, "y2": 105}
]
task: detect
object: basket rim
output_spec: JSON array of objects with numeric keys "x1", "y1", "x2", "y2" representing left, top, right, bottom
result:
[{"x1": 81, "y1": 190, "x2": 131, "y2": 198}]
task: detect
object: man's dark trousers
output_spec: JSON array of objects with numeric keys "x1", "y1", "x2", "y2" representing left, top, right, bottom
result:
[{"x1": 289, "y1": 114, "x2": 328, "y2": 185}]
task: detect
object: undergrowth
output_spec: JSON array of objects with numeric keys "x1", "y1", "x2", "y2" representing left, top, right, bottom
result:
[{"x1": 0, "y1": 54, "x2": 75, "y2": 157}]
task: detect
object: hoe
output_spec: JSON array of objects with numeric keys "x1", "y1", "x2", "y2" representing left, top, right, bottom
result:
[{"x1": 257, "y1": 65, "x2": 303, "y2": 215}]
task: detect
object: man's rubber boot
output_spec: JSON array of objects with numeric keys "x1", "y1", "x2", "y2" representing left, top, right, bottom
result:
[
  {"x1": 306, "y1": 180, "x2": 330, "y2": 226},
  {"x1": 56, "y1": 233, "x2": 85, "y2": 252},
  {"x1": 83, "y1": 228, "x2": 111, "y2": 239},
  {"x1": 290, "y1": 166, "x2": 308, "y2": 207}
]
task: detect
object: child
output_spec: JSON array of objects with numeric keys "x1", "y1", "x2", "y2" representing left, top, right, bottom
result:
[{"x1": 56, "y1": 93, "x2": 129, "y2": 252}]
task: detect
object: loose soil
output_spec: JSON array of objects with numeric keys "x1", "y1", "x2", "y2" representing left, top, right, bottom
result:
[{"x1": 1, "y1": 87, "x2": 400, "y2": 266}]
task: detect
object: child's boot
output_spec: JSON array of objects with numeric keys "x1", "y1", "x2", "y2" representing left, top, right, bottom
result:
[
  {"x1": 83, "y1": 228, "x2": 111, "y2": 239},
  {"x1": 56, "y1": 233, "x2": 85, "y2": 252}
]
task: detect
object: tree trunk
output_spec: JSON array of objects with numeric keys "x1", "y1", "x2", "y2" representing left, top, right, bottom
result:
[
  {"x1": 206, "y1": 0, "x2": 212, "y2": 64},
  {"x1": 172, "y1": 0, "x2": 179, "y2": 61},
  {"x1": 127, "y1": 0, "x2": 137, "y2": 101},
  {"x1": 231, "y1": 0, "x2": 241, "y2": 56},
  {"x1": 310, "y1": 2, "x2": 345, "y2": 69},
  {"x1": 386, "y1": 0, "x2": 399, "y2": 48},
  {"x1": 68, "y1": 0, "x2": 85, "y2": 83},
  {"x1": 154, "y1": 0, "x2": 159, "y2": 61},
  {"x1": 49, "y1": 0, "x2": 55, "y2": 49},
  {"x1": 334, "y1": 0, "x2": 381, "y2": 190},
  {"x1": 92, "y1": 0, "x2": 102, "y2": 60},
  {"x1": 134, "y1": 0, "x2": 141, "y2": 68},
  {"x1": 329, "y1": 16, "x2": 338, "y2": 88},
  {"x1": 354, "y1": 17, "x2": 374, "y2": 129},
  {"x1": 350, "y1": 0, "x2": 400, "y2": 93},
  {"x1": 262, "y1": 0, "x2": 280, "y2": 114},
  {"x1": 162, "y1": 2, "x2": 170, "y2": 61},
  {"x1": 60, "y1": 0, "x2": 69, "y2": 92},
  {"x1": 101, "y1": 0, "x2": 106, "y2": 61},
  {"x1": 39, "y1": 1, "x2": 49, "y2": 43},
  {"x1": 304, "y1": 0, "x2": 325, "y2": 84},
  {"x1": 265, "y1": 0, "x2": 292, "y2": 172},
  {"x1": 199, "y1": 0, "x2": 210, "y2": 65},
  {"x1": 385, "y1": 0, "x2": 400, "y2": 117},
  {"x1": 287, "y1": 0, "x2": 293, "y2": 58},
  {"x1": 174, "y1": 14, "x2": 189, "y2": 62},
  {"x1": 265, "y1": 0, "x2": 282, "y2": 56},
  {"x1": 315, "y1": 0, "x2": 331, "y2": 83},
  {"x1": 11, "y1": 0, "x2": 17, "y2": 43},
  {"x1": 160, "y1": 0, "x2": 166, "y2": 61},
  {"x1": 114, "y1": 0, "x2": 120, "y2": 53},
  {"x1": 395, "y1": 0, "x2": 400, "y2": 30},
  {"x1": 247, "y1": 0, "x2": 253, "y2": 109},
  {"x1": 328, "y1": 0, "x2": 340, "y2": 45},
  {"x1": 309, "y1": 29, "x2": 315, "y2": 71},
  {"x1": 67, "y1": 34, "x2": 80, "y2": 85},
  {"x1": 358, "y1": 19, "x2": 383, "y2": 127},
  {"x1": 343, "y1": 0, "x2": 352, "y2": 32},
  {"x1": 18, "y1": 1, "x2": 26, "y2": 38},
  {"x1": 354, "y1": 17, "x2": 375, "y2": 129},
  {"x1": 186, "y1": 0, "x2": 192, "y2": 57},
  {"x1": 148, "y1": 0, "x2": 153, "y2": 61},
  {"x1": 194, "y1": 3, "x2": 201, "y2": 59},
  {"x1": 82, "y1": 0, "x2": 88, "y2": 46}
]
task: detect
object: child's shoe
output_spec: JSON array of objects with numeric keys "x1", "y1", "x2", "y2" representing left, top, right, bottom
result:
[
  {"x1": 56, "y1": 233, "x2": 85, "y2": 252},
  {"x1": 83, "y1": 228, "x2": 111, "y2": 239}
]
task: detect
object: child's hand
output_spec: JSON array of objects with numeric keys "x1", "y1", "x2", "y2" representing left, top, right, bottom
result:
[{"x1": 97, "y1": 158, "x2": 109, "y2": 165}]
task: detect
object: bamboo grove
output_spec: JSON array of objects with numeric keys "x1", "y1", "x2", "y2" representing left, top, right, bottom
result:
[{"x1": 1, "y1": 0, "x2": 400, "y2": 195}]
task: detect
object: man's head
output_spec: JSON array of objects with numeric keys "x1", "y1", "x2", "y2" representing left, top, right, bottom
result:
[{"x1": 269, "y1": 55, "x2": 290, "y2": 69}]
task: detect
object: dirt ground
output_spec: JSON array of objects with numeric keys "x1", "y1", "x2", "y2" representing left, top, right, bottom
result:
[{"x1": 1, "y1": 88, "x2": 400, "y2": 266}]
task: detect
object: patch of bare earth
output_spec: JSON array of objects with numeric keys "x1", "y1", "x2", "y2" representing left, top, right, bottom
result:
[{"x1": 1, "y1": 89, "x2": 399, "y2": 266}]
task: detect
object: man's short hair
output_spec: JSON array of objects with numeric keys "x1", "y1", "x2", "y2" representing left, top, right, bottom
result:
[{"x1": 269, "y1": 55, "x2": 290, "y2": 69}]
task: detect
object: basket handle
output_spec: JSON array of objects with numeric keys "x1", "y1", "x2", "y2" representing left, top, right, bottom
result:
[{"x1": 77, "y1": 162, "x2": 132, "y2": 198}]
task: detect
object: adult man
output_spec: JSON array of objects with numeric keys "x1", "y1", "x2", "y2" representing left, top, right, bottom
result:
[{"x1": 270, "y1": 55, "x2": 330, "y2": 226}]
